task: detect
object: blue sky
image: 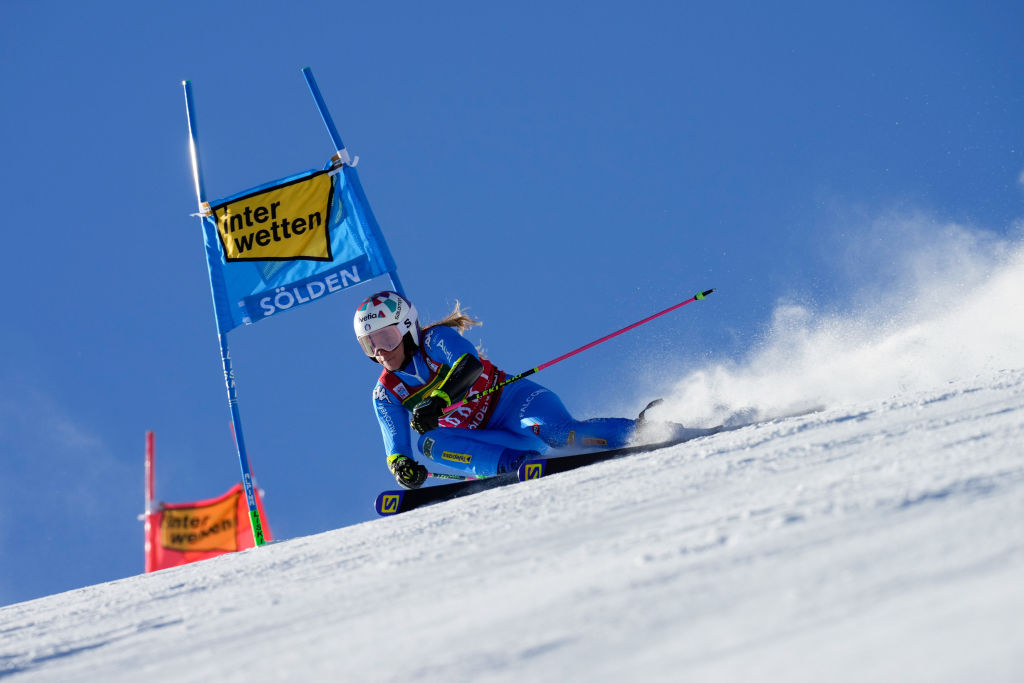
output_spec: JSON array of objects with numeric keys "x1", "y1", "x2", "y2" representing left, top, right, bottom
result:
[{"x1": 1, "y1": 1, "x2": 1021, "y2": 606}]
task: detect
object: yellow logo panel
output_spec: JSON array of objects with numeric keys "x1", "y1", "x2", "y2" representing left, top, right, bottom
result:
[
  {"x1": 212, "y1": 172, "x2": 334, "y2": 262},
  {"x1": 161, "y1": 492, "x2": 239, "y2": 552},
  {"x1": 523, "y1": 463, "x2": 544, "y2": 480},
  {"x1": 379, "y1": 494, "x2": 401, "y2": 514},
  {"x1": 441, "y1": 451, "x2": 473, "y2": 464}
]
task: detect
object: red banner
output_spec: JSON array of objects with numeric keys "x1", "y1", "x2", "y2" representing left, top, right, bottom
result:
[{"x1": 145, "y1": 483, "x2": 272, "y2": 572}]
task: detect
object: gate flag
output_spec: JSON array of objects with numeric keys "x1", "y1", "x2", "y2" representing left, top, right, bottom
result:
[
  {"x1": 183, "y1": 71, "x2": 405, "y2": 550},
  {"x1": 202, "y1": 163, "x2": 397, "y2": 333},
  {"x1": 145, "y1": 483, "x2": 273, "y2": 572}
]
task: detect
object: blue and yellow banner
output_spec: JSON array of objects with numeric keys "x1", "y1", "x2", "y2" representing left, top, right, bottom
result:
[{"x1": 202, "y1": 164, "x2": 396, "y2": 333}]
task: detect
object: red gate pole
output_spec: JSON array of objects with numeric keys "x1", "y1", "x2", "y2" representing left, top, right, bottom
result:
[{"x1": 144, "y1": 431, "x2": 156, "y2": 573}]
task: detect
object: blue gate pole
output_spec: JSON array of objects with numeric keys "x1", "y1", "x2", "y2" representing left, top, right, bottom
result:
[
  {"x1": 300, "y1": 67, "x2": 406, "y2": 299},
  {"x1": 183, "y1": 80, "x2": 208, "y2": 211},
  {"x1": 301, "y1": 66, "x2": 346, "y2": 152},
  {"x1": 217, "y1": 332, "x2": 266, "y2": 546},
  {"x1": 182, "y1": 80, "x2": 266, "y2": 547}
]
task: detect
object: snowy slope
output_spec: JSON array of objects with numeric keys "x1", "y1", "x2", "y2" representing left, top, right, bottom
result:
[{"x1": 2, "y1": 367, "x2": 1022, "y2": 682}]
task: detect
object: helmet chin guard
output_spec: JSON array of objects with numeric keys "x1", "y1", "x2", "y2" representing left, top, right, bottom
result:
[{"x1": 354, "y1": 291, "x2": 419, "y2": 357}]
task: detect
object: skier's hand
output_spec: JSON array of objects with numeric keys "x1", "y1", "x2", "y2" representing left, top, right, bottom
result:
[
  {"x1": 388, "y1": 455, "x2": 428, "y2": 489},
  {"x1": 411, "y1": 395, "x2": 447, "y2": 434}
]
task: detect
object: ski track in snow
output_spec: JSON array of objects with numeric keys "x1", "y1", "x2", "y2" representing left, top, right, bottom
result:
[{"x1": 2, "y1": 369, "x2": 1023, "y2": 682}]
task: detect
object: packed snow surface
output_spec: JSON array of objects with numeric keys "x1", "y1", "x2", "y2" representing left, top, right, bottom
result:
[
  {"x1": 2, "y1": 368, "x2": 1023, "y2": 681},
  {"x1": 4, "y1": 230, "x2": 1024, "y2": 680}
]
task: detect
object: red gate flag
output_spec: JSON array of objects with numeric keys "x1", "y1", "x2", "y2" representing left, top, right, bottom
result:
[{"x1": 145, "y1": 483, "x2": 272, "y2": 572}]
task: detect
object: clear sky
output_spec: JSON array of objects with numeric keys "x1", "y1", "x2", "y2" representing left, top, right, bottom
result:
[{"x1": 1, "y1": 1, "x2": 1021, "y2": 606}]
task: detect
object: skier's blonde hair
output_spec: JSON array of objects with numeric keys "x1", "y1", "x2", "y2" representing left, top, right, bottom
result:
[{"x1": 422, "y1": 301, "x2": 481, "y2": 335}]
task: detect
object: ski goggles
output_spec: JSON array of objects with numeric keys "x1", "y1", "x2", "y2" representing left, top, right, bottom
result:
[{"x1": 357, "y1": 324, "x2": 404, "y2": 357}]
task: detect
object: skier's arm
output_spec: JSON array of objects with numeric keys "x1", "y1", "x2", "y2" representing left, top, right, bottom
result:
[
  {"x1": 411, "y1": 327, "x2": 485, "y2": 434},
  {"x1": 428, "y1": 321, "x2": 486, "y2": 404},
  {"x1": 374, "y1": 388, "x2": 412, "y2": 460},
  {"x1": 410, "y1": 352, "x2": 483, "y2": 433},
  {"x1": 375, "y1": 392, "x2": 428, "y2": 488},
  {"x1": 430, "y1": 352, "x2": 484, "y2": 406}
]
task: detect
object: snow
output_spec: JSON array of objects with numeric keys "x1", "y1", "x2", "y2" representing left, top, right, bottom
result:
[
  {"x1": 4, "y1": 230, "x2": 1023, "y2": 681},
  {"x1": 2, "y1": 367, "x2": 1022, "y2": 681}
]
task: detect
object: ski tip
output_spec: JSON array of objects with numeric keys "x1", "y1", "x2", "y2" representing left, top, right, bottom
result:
[
  {"x1": 517, "y1": 459, "x2": 548, "y2": 482},
  {"x1": 375, "y1": 490, "x2": 405, "y2": 516}
]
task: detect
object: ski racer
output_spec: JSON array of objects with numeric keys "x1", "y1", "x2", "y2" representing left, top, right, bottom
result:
[{"x1": 355, "y1": 290, "x2": 678, "y2": 489}]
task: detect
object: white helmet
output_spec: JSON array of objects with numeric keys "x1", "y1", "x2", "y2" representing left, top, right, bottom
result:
[{"x1": 353, "y1": 291, "x2": 420, "y2": 357}]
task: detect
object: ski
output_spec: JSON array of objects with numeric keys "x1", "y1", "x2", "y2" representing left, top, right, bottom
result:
[
  {"x1": 374, "y1": 472, "x2": 519, "y2": 516},
  {"x1": 517, "y1": 426, "x2": 723, "y2": 481},
  {"x1": 374, "y1": 428, "x2": 722, "y2": 516},
  {"x1": 374, "y1": 429, "x2": 721, "y2": 515},
  {"x1": 374, "y1": 407, "x2": 824, "y2": 515},
  {"x1": 517, "y1": 406, "x2": 825, "y2": 481}
]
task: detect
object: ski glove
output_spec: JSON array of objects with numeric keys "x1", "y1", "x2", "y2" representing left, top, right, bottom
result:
[
  {"x1": 411, "y1": 395, "x2": 447, "y2": 434},
  {"x1": 388, "y1": 454, "x2": 428, "y2": 489}
]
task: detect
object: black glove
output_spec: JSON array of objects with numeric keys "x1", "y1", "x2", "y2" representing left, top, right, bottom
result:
[
  {"x1": 411, "y1": 394, "x2": 448, "y2": 434},
  {"x1": 388, "y1": 455, "x2": 428, "y2": 489}
]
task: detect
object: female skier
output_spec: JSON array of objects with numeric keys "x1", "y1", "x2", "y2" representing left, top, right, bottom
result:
[{"x1": 355, "y1": 290, "x2": 683, "y2": 489}]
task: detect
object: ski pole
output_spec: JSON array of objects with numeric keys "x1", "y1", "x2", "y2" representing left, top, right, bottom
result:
[
  {"x1": 443, "y1": 288, "x2": 715, "y2": 415},
  {"x1": 427, "y1": 472, "x2": 481, "y2": 482}
]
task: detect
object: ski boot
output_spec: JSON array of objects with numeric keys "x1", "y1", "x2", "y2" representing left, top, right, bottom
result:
[
  {"x1": 635, "y1": 399, "x2": 722, "y2": 444},
  {"x1": 496, "y1": 448, "x2": 542, "y2": 474}
]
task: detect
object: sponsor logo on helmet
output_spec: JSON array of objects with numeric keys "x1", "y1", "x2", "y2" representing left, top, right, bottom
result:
[{"x1": 359, "y1": 293, "x2": 399, "y2": 313}]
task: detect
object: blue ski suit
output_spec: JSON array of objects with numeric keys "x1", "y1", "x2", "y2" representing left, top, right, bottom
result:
[{"x1": 372, "y1": 325, "x2": 637, "y2": 477}]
